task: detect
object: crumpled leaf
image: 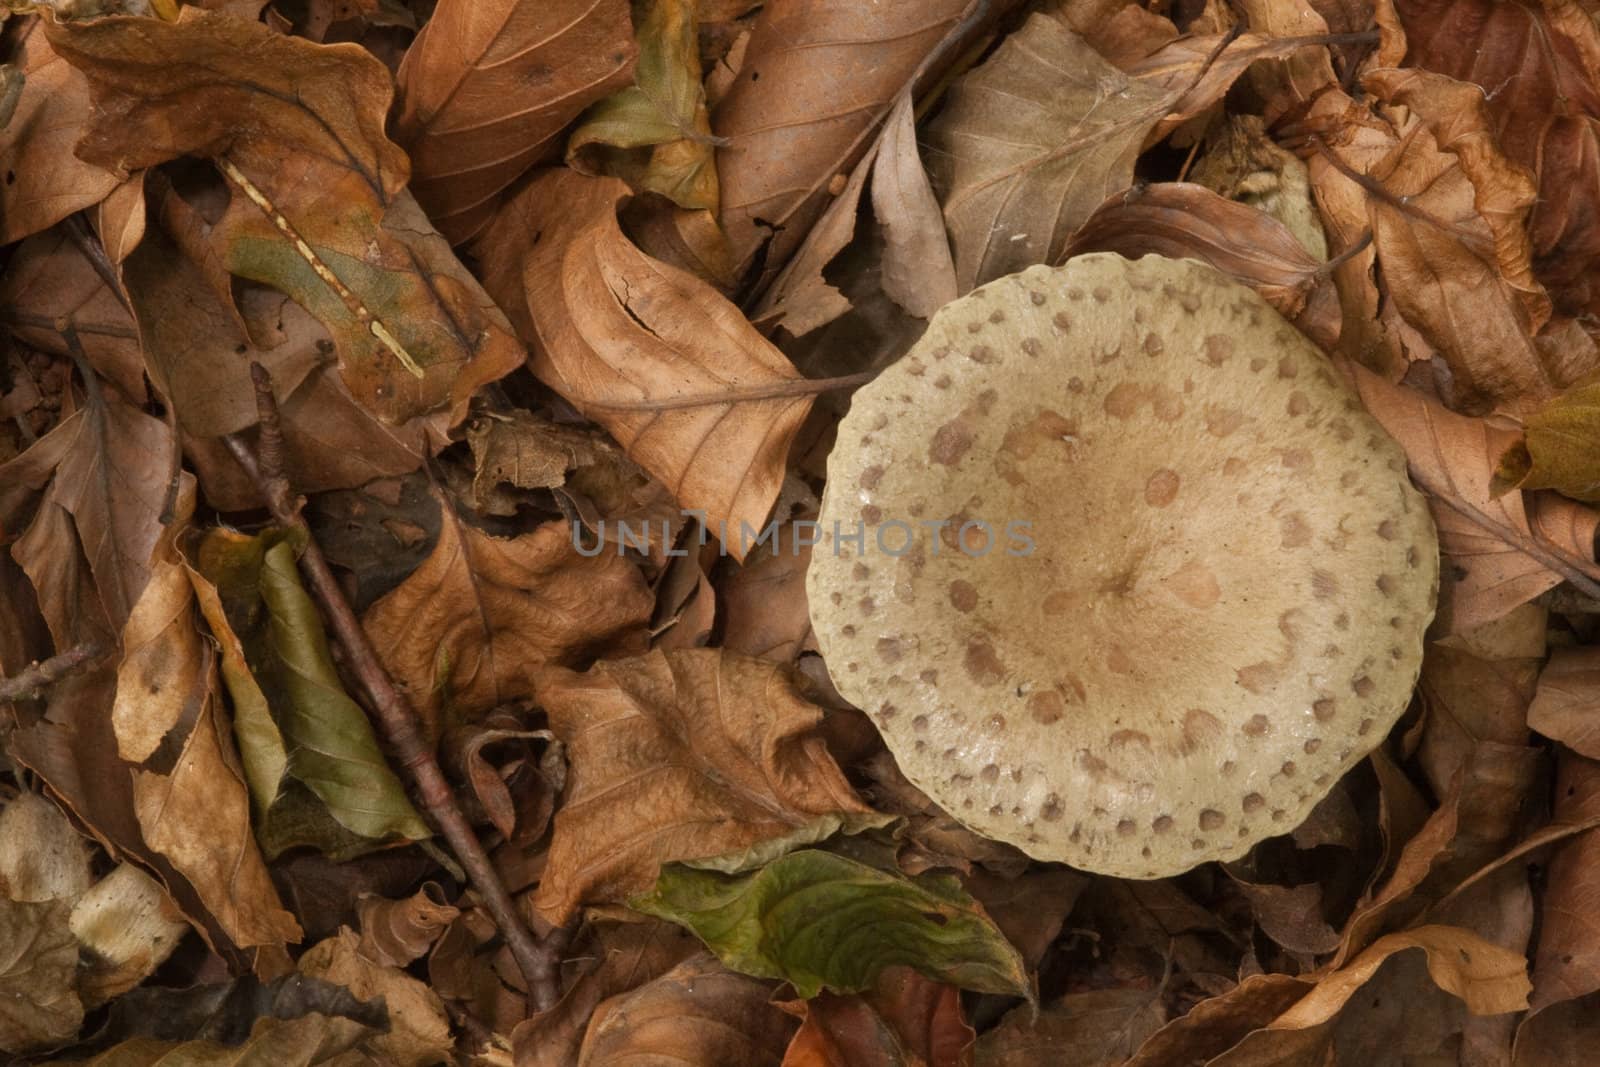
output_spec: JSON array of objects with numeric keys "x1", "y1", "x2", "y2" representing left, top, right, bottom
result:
[
  {"x1": 633, "y1": 849, "x2": 1030, "y2": 999},
  {"x1": 0, "y1": 897, "x2": 81, "y2": 1055},
  {"x1": 298, "y1": 927, "x2": 452, "y2": 1067},
  {"x1": 393, "y1": 0, "x2": 637, "y2": 243},
  {"x1": 355, "y1": 886, "x2": 458, "y2": 969},
  {"x1": 577, "y1": 953, "x2": 796, "y2": 1066},
  {"x1": 362, "y1": 511, "x2": 651, "y2": 737},
  {"x1": 780, "y1": 967, "x2": 973, "y2": 1067},
  {"x1": 712, "y1": 0, "x2": 979, "y2": 283},
  {"x1": 68, "y1": 864, "x2": 190, "y2": 1008},
  {"x1": 568, "y1": 0, "x2": 718, "y2": 211},
  {"x1": 0, "y1": 792, "x2": 92, "y2": 904},
  {"x1": 473, "y1": 170, "x2": 813, "y2": 555},
  {"x1": 0, "y1": 19, "x2": 120, "y2": 245},
  {"x1": 191, "y1": 528, "x2": 430, "y2": 857},
  {"x1": 927, "y1": 14, "x2": 1177, "y2": 292},
  {"x1": 1395, "y1": 0, "x2": 1600, "y2": 322},
  {"x1": 979, "y1": 987, "x2": 1165, "y2": 1067},
  {"x1": 47, "y1": 8, "x2": 524, "y2": 430},
  {"x1": 531, "y1": 649, "x2": 886, "y2": 923}
]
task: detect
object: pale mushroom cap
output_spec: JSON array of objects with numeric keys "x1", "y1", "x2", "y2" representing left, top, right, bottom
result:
[{"x1": 808, "y1": 254, "x2": 1438, "y2": 878}]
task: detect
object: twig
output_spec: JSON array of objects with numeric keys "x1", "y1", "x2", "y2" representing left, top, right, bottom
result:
[
  {"x1": 584, "y1": 370, "x2": 876, "y2": 412},
  {"x1": 0, "y1": 644, "x2": 103, "y2": 704},
  {"x1": 223, "y1": 364, "x2": 563, "y2": 1010}
]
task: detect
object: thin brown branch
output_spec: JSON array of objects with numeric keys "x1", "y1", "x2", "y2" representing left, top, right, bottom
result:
[
  {"x1": 223, "y1": 364, "x2": 564, "y2": 1011},
  {"x1": 583, "y1": 370, "x2": 876, "y2": 412},
  {"x1": 0, "y1": 644, "x2": 104, "y2": 704}
]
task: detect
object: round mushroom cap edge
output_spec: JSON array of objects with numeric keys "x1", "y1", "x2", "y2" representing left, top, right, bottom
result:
[{"x1": 805, "y1": 252, "x2": 1440, "y2": 879}]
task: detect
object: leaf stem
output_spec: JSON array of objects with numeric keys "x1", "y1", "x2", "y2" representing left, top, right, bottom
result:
[
  {"x1": 584, "y1": 370, "x2": 876, "y2": 412},
  {"x1": 224, "y1": 364, "x2": 564, "y2": 1010}
]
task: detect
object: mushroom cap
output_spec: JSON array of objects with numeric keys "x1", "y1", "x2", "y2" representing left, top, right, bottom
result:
[{"x1": 807, "y1": 254, "x2": 1438, "y2": 878}]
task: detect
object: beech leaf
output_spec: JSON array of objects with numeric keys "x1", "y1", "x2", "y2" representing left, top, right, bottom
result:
[
  {"x1": 46, "y1": 9, "x2": 524, "y2": 430},
  {"x1": 393, "y1": 0, "x2": 637, "y2": 243},
  {"x1": 361, "y1": 510, "x2": 652, "y2": 737},
  {"x1": 979, "y1": 987, "x2": 1166, "y2": 1067},
  {"x1": 0, "y1": 899, "x2": 82, "y2": 1055},
  {"x1": 473, "y1": 170, "x2": 813, "y2": 555},
  {"x1": 531, "y1": 649, "x2": 887, "y2": 924},
  {"x1": 632, "y1": 849, "x2": 1031, "y2": 999},
  {"x1": 926, "y1": 14, "x2": 1178, "y2": 292}
]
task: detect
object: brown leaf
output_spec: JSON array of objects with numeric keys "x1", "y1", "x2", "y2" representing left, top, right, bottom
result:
[
  {"x1": 298, "y1": 927, "x2": 453, "y2": 1067},
  {"x1": 1528, "y1": 752, "x2": 1600, "y2": 1013},
  {"x1": 978, "y1": 987, "x2": 1166, "y2": 1067},
  {"x1": 1124, "y1": 973, "x2": 1311, "y2": 1067},
  {"x1": 68, "y1": 863, "x2": 191, "y2": 1008},
  {"x1": 1226, "y1": 870, "x2": 1342, "y2": 956},
  {"x1": 962, "y1": 868, "x2": 1087, "y2": 974},
  {"x1": 362, "y1": 510, "x2": 652, "y2": 737},
  {"x1": 531, "y1": 648, "x2": 883, "y2": 924},
  {"x1": 577, "y1": 953, "x2": 795, "y2": 1066},
  {"x1": 872, "y1": 90, "x2": 959, "y2": 320},
  {"x1": 1231, "y1": 0, "x2": 1336, "y2": 119},
  {"x1": 0, "y1": 898, "x2": 81, "y2": 1054},
  {"x1": 1515, "y1": 992, "x2": 1600, "y2": 1067},
  {"x1": 48, "y1": 9, "x2": 524, "y2": 431},
  {"x1": 0, "y1": 20, "x2": 120, "y2": 245},
  {"x1": 392, "y1": 0, "x2": 637, "y2": 243},
  {"x1": 511, "y1": 916, "x2": 703, "y2": 1067},
  {"x1": 1063, "y1": 182, "x2": 1339, "y2": 349},
  {"x1": 1050, "y1": 0, "x2": 1176, "y2": 68},
  {"x1": 719, "y1": 525, "x2": 813, "y2": 663},
  {"x1": 355, "y1": 886, "x2": 459, "y2": 969},
  {"x1": 1528, "y1": 647, "x2": 1600, "y2": 757},
  {"x1": 473, "y1": 170, "x2": 814, "y2": 553},
  {"x1": 1347, "y1": 364, "x2": 1600, "y2": 631},
  {"x1": 712, "y1": 0, "x2": 979, "y2": 283},
  {"x1": 1395, "y1": 0, "x2": 1600, "y2": 322},
  {"x1": 780, "y1": 967, "x2": 973, "y2": 1067},
  {"x1": 927, "y1": 14, "x2": 1177, "y2": 291}
]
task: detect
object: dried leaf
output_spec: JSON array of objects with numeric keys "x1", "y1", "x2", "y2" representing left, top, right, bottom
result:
[
  {"x1": 1528, "y1": 752, "x2": 1600, "y2": 1012},
  {"x1": 0, "y1": 20, "x2": 119, "y2": 244},
  {"x1": 363, "y1": 511, "x2": 651, "y2": 735},
  {"x1": 568, "y1": 0, "x2": 718, "y2": 211},
  {"x1": 926, "y1": 14, "x2": 1176, "y2": 292},
  {"x1": 56, "y1": 1010, "x2": 378, "y2": 1066},
  {"x1": 978, "y1": 987, "x2": 1165, "y2": 1067},
  {"x1": 1063, "y1": 182, "x2": 1338, "y2": 348},
  {"x1": 532, "y1": 649, "x2": 885, "y2": 923},
  {"x1": 577, "y1": 953, "x2": 796, "y2": 1066},
  {"x1": 0, "y1": 898, "x2": 81, "y2": 1054},
  {"x1": 1499, "y1": 375, "x2": 1600, "y2": 501},
  {"x1": 1528, "y1": 647, "x2": 1600, "y2": 757},
  {"x1": 635, "y1": 849, "x2": 1030, "y2": 998},
  {"x1": 1348, "y1": 364, "x2": 1600, "y2": 631},
  {"x1": 1231, "y1": 0, "x2": 1336, "y2": 118},
  {"x1": 298, "y1": 927, "x2": 452, "y2": 1067},
  {"x1": 192, "y1": 529, "x2": 431, "y2": 856},
  {"x1": 781, "y1": 967, "x2": 973, "y2": 1067},
  {"x1": 1124, "y1": 973, "x2": 1311, "y2": 1067},
  {"x1": 393, "y1": 0, "x2": 637, "y2": 243},
  {"x1": 48, "y1": 9, "x2": 524, "y2": 430},
  {"x1": 1395, "y1": 0, "x2": 1600, "y2": 321},
  {"x1": 0, "y1": 793, "x2": 92, "y2": 904},
  {"x1": 712, "y1": 0, "x2": 977, "y2": 281},
  {"x1": 718, "y1": 519, "x2": 813, "y2": 663},
  {"x1": 473, "y1": 170, "x2": 813, "y2": 554},
  {"x1": 68, "y1": 864, "x2": 190, "y2": 1007},
  {"x1": 872, "y1": 89, "x2": 958, "y2": 319}
]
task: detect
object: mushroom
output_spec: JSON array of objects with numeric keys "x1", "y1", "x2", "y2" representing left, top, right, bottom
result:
[{"x1": 807, "y1": 253, "x2": 1438, "y2": 878}]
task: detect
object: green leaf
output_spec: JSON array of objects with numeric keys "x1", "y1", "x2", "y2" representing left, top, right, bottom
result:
[
  {"x1": 1496, "y1": 375, "x2": 1600, "y2": 501},
  {"x1": 566, "y1": 0, "x2": 719, "y2": 210},
  {"x1": 631, "y1": 849, "x2": 1032, "y2": 1000},
  {"x1": 190, "y1": 528, "x2": 429, "y2": 858}
]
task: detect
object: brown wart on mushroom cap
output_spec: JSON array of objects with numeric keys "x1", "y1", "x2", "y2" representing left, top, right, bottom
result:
[{"x1": 807, "y1": 253, "x2": 1439, "y2": 879}]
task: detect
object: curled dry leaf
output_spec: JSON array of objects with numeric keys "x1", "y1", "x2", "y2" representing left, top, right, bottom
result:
[
  {"x1": 68, "y1": 863, "x2": 190, "y2": 1008},
  {"x1": 926, "y1": 14, "x2": 1178, "y2": 292},
  {"x1": 531, "y1": 648, "x2": 884, "y2": 924},
  {"x1": 355, "y1": 886, "x2": 459, "y2": 969},
  {"x1": 47, "y1": 9, "x2": 523, "y2": 431},
  {"x1": 1062, "y1": 182, "x2": 1339, "y2": 349},
  {"x1": 712, "y1": 0, "x2": 978, "y2": 283},
  {"x1": 393, "y1": 0, "x2": 637, "y2": 244},
  {"x1": 719, "y1": 523, "x2": 813, "y2": 664},
  {"x1": 1527, "y1": 647, "x2": 1600, "y2": 758},
  {"x1": 298, "y1": 927, "x2": 453, "y2": 1067},
  {"x1": 0, "y1": 20, "x2": 119, "y2": 245},
  {"x1": 1527, "y1": 752, "x2": 1600, "y2": 1013},
  {"x1": 1231, "y1": 0, "x2": 1336, "y2": 118},
  {"x1": 362, "y1": 511, "x2": 652, "y2": 737},
  {"x1": 577, "y1": 953, "x2": 796, "y2": 1067},
  {"x1": 1395, "y1": 0, "x2": 1600, "y2": 322},
  {"x1": 1123, "y1": 973, "x2": 1312, "y2": 1067},
  {"x1": 472, "y1": 170, "x2": 813, "y2": 555},
  {"x1": 1499, "y1": 375, "x2": 1600, "y2": 503}
]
